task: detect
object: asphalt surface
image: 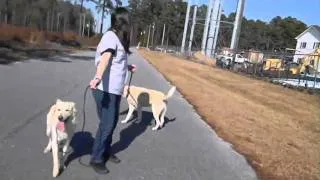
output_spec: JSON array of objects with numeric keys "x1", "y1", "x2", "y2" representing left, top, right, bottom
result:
[{"x1": 0, "y1": 49, "x2": 258, "y2": 180}]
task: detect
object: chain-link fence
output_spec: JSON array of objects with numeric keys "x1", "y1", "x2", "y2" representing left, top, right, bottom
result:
[
  {"x1": 139, "y1": 37, "x2": 320, "y2": 93},
  {"x1": 212, "y1": 48, "x2": 320, "y2": 92}
]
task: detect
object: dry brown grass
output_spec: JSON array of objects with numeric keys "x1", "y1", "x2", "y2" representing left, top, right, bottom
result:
[
  {"x1": 0, "y1": 24, "x2": 99, "y2": 47},
  {"x1": 139, "y1": 49, "x2": 320, "y2": 180},
  {"x1": 193, "y1": 51, "x2": 216, "y2": 66}
]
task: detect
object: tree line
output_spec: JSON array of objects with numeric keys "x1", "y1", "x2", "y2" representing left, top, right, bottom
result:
[
  {"x1": 0, "y1": 0, "x2": 123, "y2": 36},
  {"x1": 0, "y1": 0, "x2": 308, "y2": 51},
  {"x1": 128, "y1": 0, "x2": 308, "y2": 52}
]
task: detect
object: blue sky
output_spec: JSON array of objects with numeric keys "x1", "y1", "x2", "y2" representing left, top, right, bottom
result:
[{"x1": 84, "y1": 0, "x2": 319, "y2": 32}]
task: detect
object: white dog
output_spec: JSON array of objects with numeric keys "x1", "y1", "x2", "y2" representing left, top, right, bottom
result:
[
  {"x1": 122, "y1": 85, "x2": 176, "y2": 130},
  {"x1": 43, "y1": 99, "x2": 77, "y2": 178}
]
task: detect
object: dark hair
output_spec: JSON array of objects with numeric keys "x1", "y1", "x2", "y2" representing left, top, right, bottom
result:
[{"x1": 110, "y1": 7, "x2": 131, "y2": 54}]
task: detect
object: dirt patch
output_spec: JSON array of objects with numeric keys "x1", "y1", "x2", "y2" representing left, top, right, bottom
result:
[{"x1": 138, "y1": 49, "x2": 320, "y2": 180}]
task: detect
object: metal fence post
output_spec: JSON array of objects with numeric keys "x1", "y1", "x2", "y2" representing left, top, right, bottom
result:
[{"x1": 313, "y1": 54, "x2": 319, "y2": 89}]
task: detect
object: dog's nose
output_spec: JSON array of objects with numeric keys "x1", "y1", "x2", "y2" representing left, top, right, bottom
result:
[{"x1": 58, "y1": 115, "x2": 64, "y2": 121}]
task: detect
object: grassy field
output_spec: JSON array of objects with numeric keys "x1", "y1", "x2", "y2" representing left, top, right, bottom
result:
[{"x1": 138, "y1": 49, "x2": 320, "y2": 180}]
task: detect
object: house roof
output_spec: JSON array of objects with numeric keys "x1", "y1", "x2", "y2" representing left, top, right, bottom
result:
[{"x1": 295, "y1": 25, "x2": 320, "y2": 40}]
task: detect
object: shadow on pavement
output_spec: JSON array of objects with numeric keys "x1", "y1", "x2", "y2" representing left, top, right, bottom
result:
[
  {"x1": 36, "y1": 53, "x2": 94, "y2": 63},
  {"x1": 112, "y1": 109, "x2": 176, "y2": 155},
  {"x1": 65, "y1": 110, "x2": 176, "y2": 165},
  {"x1": 62, "y1": 54, "x2": 94, "y2": 61},
  {"x1": 65, "y1": 131, "x2": 94, "y2": 166}
]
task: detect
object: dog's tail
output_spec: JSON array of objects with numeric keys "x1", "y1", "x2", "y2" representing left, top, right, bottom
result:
[{"x1": 165, "y1": 86, "x2": 176, "y2": 100}]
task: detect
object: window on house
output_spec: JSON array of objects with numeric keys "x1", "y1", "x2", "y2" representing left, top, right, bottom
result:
[
  {"x1": 300, "y1": 42, "x2": 307, "y2": 49},
  {"x1": 313, "y1": 42, "x2": 320, "y2": 49}
]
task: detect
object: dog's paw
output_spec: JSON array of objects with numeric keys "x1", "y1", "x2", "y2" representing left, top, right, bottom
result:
[
  {"x1": 62, "y1": 148, "x2": 68, "y2": 156},
  {"x1": 121, "y1": 120, "x2": 128, "y2": 124},
  {"x1": 152, "y1": 126, "x2": 159, "y2": 131},
  {"x1": 43, "y1": 147, "x2": 51, "y2": 154},
  {"x1": 60, "y1": 164, "x2": 67, "y2": 170},
  {"x1": 52, "y1": 168, "x2": 60, "y2": 178}
]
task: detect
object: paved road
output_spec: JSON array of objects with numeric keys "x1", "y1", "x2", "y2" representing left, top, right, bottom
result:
[{"x1": 0, "y1": 50, "x2": 258, "y2": 180}]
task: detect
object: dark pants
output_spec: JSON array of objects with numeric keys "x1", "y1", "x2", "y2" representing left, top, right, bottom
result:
[{"x1": 91, "y1": 89, "x2": 121, "y2": 163}]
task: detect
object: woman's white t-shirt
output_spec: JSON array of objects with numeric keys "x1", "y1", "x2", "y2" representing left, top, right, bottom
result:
[{"x1": 94, "y1": 31, "x2": 128, "y2": 95}]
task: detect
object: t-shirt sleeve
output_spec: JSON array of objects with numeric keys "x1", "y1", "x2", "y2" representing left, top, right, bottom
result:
[{"x1": 97, "y1": 31, "x2": 117, "y2": 56}]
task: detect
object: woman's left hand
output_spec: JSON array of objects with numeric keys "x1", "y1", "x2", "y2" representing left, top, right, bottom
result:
[
  {"x1": 128, "y1": 64, "x2": 137, "y2": 73},
  {"x1": 89, "y1": 77, "x2": 101, "y2": 89}
]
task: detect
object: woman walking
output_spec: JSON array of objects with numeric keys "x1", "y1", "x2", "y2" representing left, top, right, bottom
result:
[{"x1": 89, "y1": 7, "x2": 136, "y2": 174}]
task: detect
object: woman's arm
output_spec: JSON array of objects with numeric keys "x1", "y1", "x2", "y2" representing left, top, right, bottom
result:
[
  {"x1": 95, "y1": 52, "x2": 113, "y2": 79},
  {"x1": 90, "y1": 52, "x2": 113, "y2": 89}
]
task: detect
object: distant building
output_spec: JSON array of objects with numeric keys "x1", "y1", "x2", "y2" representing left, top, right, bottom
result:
[{"x1": 293, "y1": 25, "x2": 320, "y2": 63}]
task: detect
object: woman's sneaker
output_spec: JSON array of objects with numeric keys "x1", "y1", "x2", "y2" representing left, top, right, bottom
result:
[
  {"x1": 104, "y1": 154, "x2": 121, "y2": 164},
  {"x1": 90, "y1": 161, "x2": 110, "y2": 174},
  {"x1": 108, "y1": 154, "x2": 121, "y2": 164}
]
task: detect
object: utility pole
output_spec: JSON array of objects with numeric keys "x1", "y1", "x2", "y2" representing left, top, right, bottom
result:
[
  {"x1": 166, "y1": 26, "x2": 170, "y2": 53},
  {"x1": 188, "y1": 5, "x2": 198, "y2": 54},
  {"x1": 63, "y1": 15, "x2": 67, "y2": 32},
  {"x1": 82, "y1": 13, "x2": 86, "y2": 37},
  {"x1": 206, "y1": 0, "x2": 220, "y2": 57},
  {"x1": 181, "y1": 0, "x2": 191, "y2": 53},
  {"x1": 143, "y1": 30, "x2": 146, "y2": 47},
  {"x1": 146, "y1": 24, "x2": 151, "y2": 49},
  {"x1": 56, "y1": 13, "x2": 61, "y2": 32},
  {"x1": 96, "y1": 19, "x2": 99, "y2": 33},
  {"x1": 100, "y1": 0, "x2": 106, "y2": 34},
  {"x1": 201, "y1": 0, "x2": 214, "y2": 54},
  {"x1": 79, "y1": 0, "x2": 84, "y2": 36},
  {"x1": 47, "y1": 11, "x2": 50, "y2": 30},
  {"x1": 212, "y1": 0, "x2": 223, "y2": 56},
  {"x1": 88, "y1": 22, "x2": 90, "y2": 37},
  {"x1": 230, "y1": 0, "x2": 245, "y2": 51},
  {"x1": 151, "y1": 22, "x2": 155, "y2": 49},
  {"x1": 313, "y1": 57, "x2": 319, "y2": 89},
  {"x1": 161, "y1": 24, "x2": 166, "y2": 51}
]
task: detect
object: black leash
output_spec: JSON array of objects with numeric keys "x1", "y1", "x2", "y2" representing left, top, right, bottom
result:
[
  {"x1": 126, "y1": 71, "x2": 133, "y2": 98},
  {"x1": 78, "y1": 85, "x2": 91, "y2": 167}
]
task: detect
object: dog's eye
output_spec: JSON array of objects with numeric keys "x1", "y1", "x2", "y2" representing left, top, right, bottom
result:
[
  {"x1": 66, "y1": 110, "x2": 70, "y2": 112},
  {"x1": 57, "y1": 109, "x2": 61, "y2": 111}
]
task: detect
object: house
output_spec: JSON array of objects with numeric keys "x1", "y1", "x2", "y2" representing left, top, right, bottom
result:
[{"x1": 293, "y1": 25, "x2": 320, "y2": 63}]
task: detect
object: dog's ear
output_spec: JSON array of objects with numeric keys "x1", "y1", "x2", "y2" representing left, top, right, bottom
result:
[{"x1": 50, "y1": 104, "x2": 57, "y2": 115}]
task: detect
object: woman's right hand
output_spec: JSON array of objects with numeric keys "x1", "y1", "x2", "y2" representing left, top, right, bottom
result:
[
  {"x1": 90, "y1": 77, "x2": 101, "y2": 89},
  {"x1": 128, "y1": 64, "x2": 137, "y2": 73}
]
